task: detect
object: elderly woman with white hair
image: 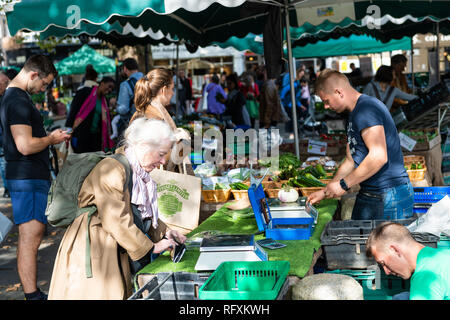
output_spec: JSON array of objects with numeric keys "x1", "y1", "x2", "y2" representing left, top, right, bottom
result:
[{"x1": 48, "y1": 118, "x2": 186, "y2": 300}]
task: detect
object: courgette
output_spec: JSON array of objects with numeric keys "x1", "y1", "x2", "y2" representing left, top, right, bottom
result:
[{"x1": 296, "y1": 175, "x2": 326, "y2": 187}]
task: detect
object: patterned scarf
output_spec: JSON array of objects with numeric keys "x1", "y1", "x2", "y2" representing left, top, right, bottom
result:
[{"x1": 124, "y1": 147, "x2": 159, "y2": 229}]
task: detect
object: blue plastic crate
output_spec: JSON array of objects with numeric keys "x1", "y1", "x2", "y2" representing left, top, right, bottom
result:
[
  {"x1": 413, "y1": 187, "x2": 450, "y2": 203},
  {"x1": 413, "y1": 187, "x2": 450, "y2": 213}
]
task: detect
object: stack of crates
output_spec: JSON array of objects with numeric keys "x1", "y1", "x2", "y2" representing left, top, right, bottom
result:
[
  {"x1": 413, "y1": 186, "x2": 450, "y2": 249},
  {"x1": 320, "y1": 218, "x2": 440, "y2": 300}
]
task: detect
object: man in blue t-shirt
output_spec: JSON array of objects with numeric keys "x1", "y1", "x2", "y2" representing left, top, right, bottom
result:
[{"x1": 307, "y1": 69, "x2": 413, "y2": 220}]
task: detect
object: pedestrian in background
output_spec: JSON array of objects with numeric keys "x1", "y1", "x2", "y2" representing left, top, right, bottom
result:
[{"x1": 205, "y1": 74, "x2": 227, "y2": 117}]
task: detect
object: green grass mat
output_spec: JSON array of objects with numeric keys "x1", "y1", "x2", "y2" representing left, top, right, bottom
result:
[{"x1": 137, "y1": 199, "x2": 337, "y2": 278}]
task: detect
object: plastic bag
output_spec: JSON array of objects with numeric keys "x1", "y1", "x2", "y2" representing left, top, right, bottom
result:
[
  {"x1": 194, "y1": 163, "x2": 217, "y2": 178},
  {"x1": 407, "y1": 195, "x2": 450, "y2": 237},
  {"x1": 0, "y1": 211, "x2": 13, "y2": 245}
]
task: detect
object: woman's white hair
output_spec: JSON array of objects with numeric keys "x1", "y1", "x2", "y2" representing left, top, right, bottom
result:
[{"x1": 124, "y1": 117, "x2": 175, "y2": 150}]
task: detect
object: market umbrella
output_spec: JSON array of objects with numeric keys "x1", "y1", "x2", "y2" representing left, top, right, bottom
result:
[
  {"x1": 213, "y1": 33, "x2": 412, "y2": 57},
  {"x1": 8, "y1": 0, "x2": 448, "y2": 158},
  {"x1": 54, "y1": 44, "x2": 117, "y2": 75},
  {"x1": 40, "y1": 21, "x2": 178, "y2": 48}
]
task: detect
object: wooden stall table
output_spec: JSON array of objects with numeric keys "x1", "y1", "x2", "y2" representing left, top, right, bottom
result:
[{"x1": 134, "y1": 198, "x2": 338, "y2": 298}]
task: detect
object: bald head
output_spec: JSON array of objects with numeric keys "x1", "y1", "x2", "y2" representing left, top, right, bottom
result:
[
  {"x1": 315, "y1": 69, "x2": 352, "y2": 95},
  {"x1": 366, "y1": 222, "x2": 416, "y2": 258}
]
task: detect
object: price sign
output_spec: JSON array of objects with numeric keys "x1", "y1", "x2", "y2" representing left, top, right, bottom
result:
[
  {"x1": 307, "y1": 139, "x2": 327, "y2": 155},
  {"x1": 398, "y1": 132, "x2": 417, "y2": 152}
]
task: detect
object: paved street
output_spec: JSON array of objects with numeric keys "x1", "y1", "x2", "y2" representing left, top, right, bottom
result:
[{"x1": 0, "y1": 185, "x2": 64, "y2": 300}]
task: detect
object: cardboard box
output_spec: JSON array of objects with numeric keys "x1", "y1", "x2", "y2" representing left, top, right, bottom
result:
[{"x1": 400, "y1": 128, "x2": 441, "y2": 152}]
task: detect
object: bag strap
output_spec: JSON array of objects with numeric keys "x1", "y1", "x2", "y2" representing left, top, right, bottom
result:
[
  {"x1": 383, "y1": 85, "x2": 396, "y2": 105},
  {"x1": 83, "y1": 153, "x2": 132, "y2": 278},
  {"x1": 371, "y1": 82, "x2": 382, "y2": 101}
]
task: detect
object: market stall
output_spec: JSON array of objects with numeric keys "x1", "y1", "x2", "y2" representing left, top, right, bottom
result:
[{"x1": 133, "y1": 197, "x2": 338, "y2": 299}]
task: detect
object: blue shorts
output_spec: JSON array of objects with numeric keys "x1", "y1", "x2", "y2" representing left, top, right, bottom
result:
[{"x1": 6, "y1": 179, "x2": 51, "y2": 225}]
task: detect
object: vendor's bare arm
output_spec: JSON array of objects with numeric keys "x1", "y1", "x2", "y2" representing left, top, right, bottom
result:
[
  {"x1": 331, "y1": 144, "x2": 354, "y2": 182},
  {"x1": 344, "y1": 125, "x2": 388, "y2": 188}
]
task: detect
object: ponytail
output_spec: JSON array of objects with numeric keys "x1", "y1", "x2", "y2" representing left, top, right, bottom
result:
[{"x1": 134, "y1": 68, "x2": 174, "y2": 114}]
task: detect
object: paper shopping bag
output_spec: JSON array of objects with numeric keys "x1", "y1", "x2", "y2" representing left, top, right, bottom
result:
[{"x1": 149, "y1": 165, "x2": 202, "y2": 235}]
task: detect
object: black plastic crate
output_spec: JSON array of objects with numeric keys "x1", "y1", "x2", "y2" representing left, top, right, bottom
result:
[
  {"x1": 324, "y1": 220, "x2": 372, "y2": 237},
  {"x1": 403, "y1": 98, "x2": 428, "y2": 121},
  {"x1": 321, "y1": 219, "x2": 439, "y2": 270},
  {"x1": 129, "y1": 272, "x2": 210, "y2": 300}
]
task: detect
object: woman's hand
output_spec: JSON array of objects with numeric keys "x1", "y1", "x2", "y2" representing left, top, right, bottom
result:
[
  {"x1": 166, "y1": 229, "x2": 187, "y2": 244},
  {"x1": 152, "y1": 238, "x2": 178, "y2": 254}
]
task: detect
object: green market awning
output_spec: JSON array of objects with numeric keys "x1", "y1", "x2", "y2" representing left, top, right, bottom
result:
[
  {"x1": 291, "y1": 34, "x2": 412, "y2": 59},
  {"x1": 5, "y1": 0, "x2": 299, "y2": 46},
  {"x1": 214, "y1": 33, "x2": 411, "y2": 58},
  {"x1": 40, "y1": 21, "x2": 178, "y2": 48},
  {"x1": 54, "y1": 44, "x2": 117, "y2": 75}
]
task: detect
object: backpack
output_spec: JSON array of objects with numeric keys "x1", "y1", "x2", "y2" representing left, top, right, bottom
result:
[{"x1": 45, "y1": 151, "x2": 131, "y2": 277}]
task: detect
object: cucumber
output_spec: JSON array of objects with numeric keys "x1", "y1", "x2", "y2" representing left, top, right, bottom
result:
[
  {"x1": 316, "y1": 164, "x2": 327, "y2": 177},
  {"x1": 296, "y1": 175, "x2": 326, "y2": 187}
]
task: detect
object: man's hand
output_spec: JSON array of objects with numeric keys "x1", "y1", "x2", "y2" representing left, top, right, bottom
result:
[
  {"x1": 49, "y1": 128, "x2": 71, "y2": 145},
  {"x1": 306, "y1": 189, "x2": 326, "y2": 205},
  {"x1": 323, "y1": 180, "x2": 346, "y2": 199}
]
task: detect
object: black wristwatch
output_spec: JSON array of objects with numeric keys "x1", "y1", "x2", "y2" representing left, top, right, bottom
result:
[{"x1": 340, "y1": 178, "x2": 350, "y2": 191}]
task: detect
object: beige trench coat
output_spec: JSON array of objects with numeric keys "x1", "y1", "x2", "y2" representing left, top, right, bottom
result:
[{"x1": 48, "y1": 149, "x2": 168, "y2": 300}]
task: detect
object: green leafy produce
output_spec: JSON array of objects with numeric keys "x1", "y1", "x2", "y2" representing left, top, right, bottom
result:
[
  {"x1": 230, "y1": 182, "x2": 249, "y2": 190},
  {"x1": 215, "y1": 183, "x2": 229, "y2": 190},
  {"x1": 278, "y1": 166, "x2": 300, "y2": 180},
  {"x1": 279, "y1": 153, "x2": 301, "y2": 170}
]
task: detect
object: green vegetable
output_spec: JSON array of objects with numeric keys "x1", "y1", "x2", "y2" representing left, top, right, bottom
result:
[
  {"x1": 279, "y1": 153, "x2": 301, "y2": 171},
  {"x1": 215, "y1": 183, "x2": 229, "y2": 190},
  {"x1": 295, "y1": 175, "x2": 326, "y2": 187},
  {"x1": 316, "y1": 164, "x2": 327, "y2": 177},
  {"x1": 302, "y1": 166, "x2": 322, "y2": 179},
  {"x1": 230, "y1": 182, "x2": 249, "y2": 190}
]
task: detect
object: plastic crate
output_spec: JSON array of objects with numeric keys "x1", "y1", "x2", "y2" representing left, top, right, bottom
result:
[
  {"x1": 198, "y1": 261, "x2": 290, "y2": 300},
  {"x1": 413, "y1": 187, "x2": 450, "y2": 213},
  {"x1": 129, "y1": 272, "x2": 210, "y2": 300},
  {"x1": 321, "y1": 219, "x2": 438, "y2": 270},
  {"x1": 438, "y1": 234, "x2": 450, "y2": 249}
]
